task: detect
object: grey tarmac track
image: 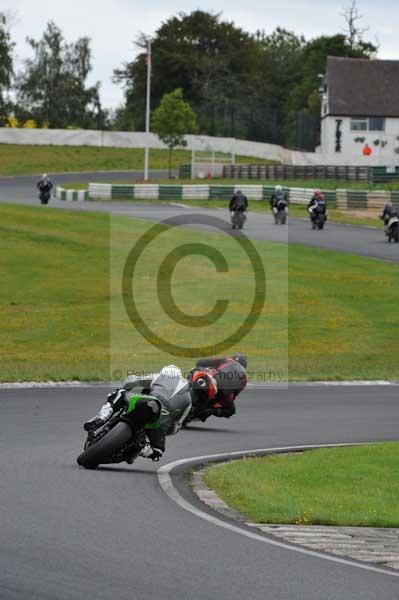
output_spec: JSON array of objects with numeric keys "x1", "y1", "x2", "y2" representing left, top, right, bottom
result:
[
  {"x1": 2, "y1": 174, "x2": 399, "y2": 598},
  {"x1": 0, "y1": 170, "x2": 170, "y2": 203},
  {"x1": 1, "y1": 385, "x2": 399, "y2": 600},
  {"x1": 1, "y1": 172, "x2": 399, "y2": 263}
]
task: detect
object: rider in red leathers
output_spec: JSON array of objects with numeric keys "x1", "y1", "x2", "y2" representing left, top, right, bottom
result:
[{"x1": 188, "y1": 353, "x2": 247, "y2": 422}]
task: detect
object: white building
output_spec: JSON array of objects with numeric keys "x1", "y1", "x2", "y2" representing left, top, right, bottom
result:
[{"x1": 317, "y1": 56, "x2": 399, "y2": 166}]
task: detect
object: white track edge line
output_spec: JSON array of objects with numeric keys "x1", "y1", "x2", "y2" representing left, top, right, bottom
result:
[{"x1": 157, "y1": 443, "x2": 399, "y2": 579}]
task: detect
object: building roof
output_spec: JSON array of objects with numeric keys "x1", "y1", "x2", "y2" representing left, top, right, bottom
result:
[{"x1": 327, "y1": 56, "x2": 399, "y2": 117}]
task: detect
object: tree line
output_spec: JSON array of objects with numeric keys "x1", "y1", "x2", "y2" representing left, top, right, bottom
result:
[{"x1": 0, "y1": 4, "x2": 376, "y2": 149}]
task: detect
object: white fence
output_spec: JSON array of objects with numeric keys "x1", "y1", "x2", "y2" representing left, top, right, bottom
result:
[{"x1": 0, "y1": 127, "x2": 318, "y2": 165}]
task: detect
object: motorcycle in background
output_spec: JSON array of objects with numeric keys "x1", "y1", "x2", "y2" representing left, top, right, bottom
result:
[
  {"x1": 182, "y1": 375, "x2": 222, "y2": 427},
  {"x1": 272, "y1": 200, "x2": 288, "y2": 225},
  {"x1": 381, "y1": 214, "x2": 399, "y2": 243},
  {"x1": 309, "y1": 206, "x2": 327, "y2": 230},
  {"x1": 231, "y1": 211, "x2": 247, "y2": 230},
  {"x1": 39, "y1": 190, "x2": 51, "y2": 205}
]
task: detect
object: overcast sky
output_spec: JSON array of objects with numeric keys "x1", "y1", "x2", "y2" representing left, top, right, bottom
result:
[{"x1": 4, "y1": 0, "x2": 398, "y2": 108}]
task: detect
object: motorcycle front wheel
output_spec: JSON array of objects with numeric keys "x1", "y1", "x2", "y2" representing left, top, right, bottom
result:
[{"x1": 77, "y1": 422, "x2": 133, "y2": 469}]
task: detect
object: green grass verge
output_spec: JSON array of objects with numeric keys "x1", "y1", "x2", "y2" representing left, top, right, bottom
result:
[
  {"x1": 288, "y1": 204, "x2": 380, "y2": 228},
  {"x1": 0, "y1": 144, "x2": 276, "y2": 176},
  {"x1": 203, "y1": 443, "x2": 399, "y2": 527},
  {"x1": 0, "y1": 204, "x2": 287, "y2": 381},
  {"x1": 288, "y1": 243, "x2": 399, "y2": 380},
  {"x1": 2, "y1": 204, "x2": 398, "y2": 381}
]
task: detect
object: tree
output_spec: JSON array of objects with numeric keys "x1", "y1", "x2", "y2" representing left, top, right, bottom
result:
[
  {"x1": 341, "y1": 0, "x2": 377, "y2": 56},
  {"x1": 151, "y1": 88, "x2": 197, "y2": 176},
  {"x1": 108, "y1": 105, "x2": 135, "y2": 131},
  {"x1": 15, "y1": 21, "x2": 106, "y2": 129},
  {"x1": 0, "y1": 12, "x2": 14, "y2": 125},
  {"x1": 114, "y1": 11, "x2": 259, "y2": 137},
  {"x1": 258, "y1": 28, "x2": 306, "y2": 143},
  {"x1": 342, "y1": 1, "x2": 366, "y2": 50},
  {"x1": 114, "y1": 9, "x2": 378, "y2": 148}
]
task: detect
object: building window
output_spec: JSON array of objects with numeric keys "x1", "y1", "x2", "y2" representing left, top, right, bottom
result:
[
  {"x1": 351, "y1": 118, "x2": 368, "y2": 131},
  {"x1": 350, "y1": 117, "x2": 386, "y2": 131},
  {"x1": 369, "y1": 117, "x2": 385, "y2": 131}
]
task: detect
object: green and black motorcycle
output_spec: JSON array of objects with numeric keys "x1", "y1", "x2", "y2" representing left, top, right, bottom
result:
[{"x1": 77, "y1": 394, "x2": 161, "y2": 469}]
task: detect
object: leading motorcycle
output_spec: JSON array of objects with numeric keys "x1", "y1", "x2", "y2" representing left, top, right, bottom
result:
[{"x1": 77, "y1": 393, "x2": 159, "y2": 469}]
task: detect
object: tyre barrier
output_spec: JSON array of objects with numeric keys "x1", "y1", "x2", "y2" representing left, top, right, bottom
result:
[
  {"x1": 55, "y1": 183, "x2": 398, "y2": 211},
  {"x1": 87, "y1": 183, "x2": 337, "y2": 207}
]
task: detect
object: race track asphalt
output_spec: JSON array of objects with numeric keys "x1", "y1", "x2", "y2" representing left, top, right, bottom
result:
[
  {"x1": 1, "y1": 172, "x2": 399, "y2": 263},
  {"x1": 2, "y1": 173, "x2": 399, "y2": 599},
  {"x1": 1, "y1": 385, "x2": 398, "y2": 600}
]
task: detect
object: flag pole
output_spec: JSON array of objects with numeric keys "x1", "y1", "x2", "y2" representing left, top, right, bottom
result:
[{"x1": 144, "y1": 39, "x2": 151, "y2": 181}]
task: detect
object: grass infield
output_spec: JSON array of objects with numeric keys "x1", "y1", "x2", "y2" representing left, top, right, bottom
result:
[
  {"x1": 0, "y1": 144, "x2": 274, "y2": 176},
  {"x1": 203, "y1": 443, "x2": 399, "y2": 527},
  {"x1": 1, "y1": 204, "x2": 399, "y2": 381}
]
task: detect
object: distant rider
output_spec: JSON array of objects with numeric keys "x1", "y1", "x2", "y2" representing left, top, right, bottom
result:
[
  {"x1": 37, "y1": 173, "x2": 53, "y2": 195},
  {"x1": 308, "y1": 190, "x2": 327, "y2": 222},
  {"x1": 270, "y1": 185, "x2": 288, "y2": 211},
  {"x1": 229, "y1": 190, "x2": 248, "y2": 212},
  {"x1": 380, "y1": 201, "x2": 398, "y2": 224},
  {"x1": 379, "y1": 201, "x2": 399, "y2": 234},
  {"x1": 188, "y1": 353, "x2": 247, "y2": 422},
  {"x1": 83, "y1": 366, "x2": 192, "y2": 461}
]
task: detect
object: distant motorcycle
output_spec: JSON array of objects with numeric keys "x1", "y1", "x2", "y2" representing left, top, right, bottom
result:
[
  {"x1": 382, "y1": 215, "x2": 399, "y2": 243},
  {"x1": 272, "y1": 200, "x2": 288, "y2": 225},
  {"x1": 309, "y1": 207, "x2": 327, "y2": 230},
  {"x1": 231, "y1": 211, "x2": 247, "y2": 230},
  {"x1": 39, "y1": 190, "x2": 51, "y2": 205}
]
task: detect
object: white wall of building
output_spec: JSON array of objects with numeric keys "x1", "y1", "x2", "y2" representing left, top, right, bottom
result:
[{"x1": 319, "y1": 116, "x2": 399, "y2": 167}]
